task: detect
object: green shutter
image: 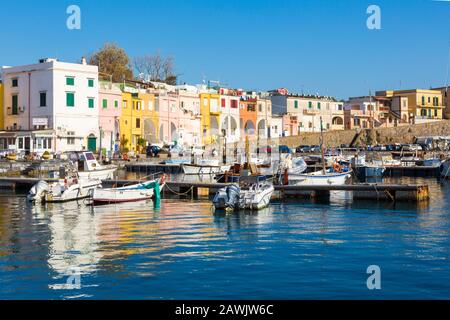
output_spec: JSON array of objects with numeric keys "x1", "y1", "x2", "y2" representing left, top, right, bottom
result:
[
  {"x1": 103, "y1": 99, "x2": 108, "y2": 108},
  {"x1": 12, "y1": 95, "x2": 18, "y2": 114},
  {"x1": 66, "y1": 77, "x2": 75, "y2": 86},
  {"x1": 317, "y1": 102, "x2": 321, "y2": 109},
  {"x1": 88, "y1": 79, "x2": 94, "y2": 87},
  {"x1": 88, "y1": 98, "x2": 94, "y2": 109},
  {"x1": 294, "y1": 101, "x2": 298, "y2": 109},
  {"x1": 66, "y1": 93, "x2": 75, "y2": 107},
  {"x1": 308, "y1": 102, "x2": 312, "y2": 109},
  {"x1": 115, "y1": 100, "x2": 119, "y2": 108}
]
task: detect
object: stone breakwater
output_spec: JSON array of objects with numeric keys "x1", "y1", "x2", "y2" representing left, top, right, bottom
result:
[{"x1": 273, "y1": 120, "x2": 450, "y2": 148}]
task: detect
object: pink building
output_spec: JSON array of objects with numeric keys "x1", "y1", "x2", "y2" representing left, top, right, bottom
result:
[{"x1": 99, "y1": 81, "x2": 122, "y2": 155}]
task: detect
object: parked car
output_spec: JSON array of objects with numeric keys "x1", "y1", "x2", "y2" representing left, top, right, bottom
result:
[
  {"x1": 278, "y1": 145, "x2": 292, "y2": 154},
  {"x1": 373, "y1": 145, "x2": 387, "y2": 151},
  {"x1": 296, "y1": 145, "x2": 311, "y2": 153},
  {"x1": 257, "y1": 146, "x2": 272, "y2": 153},
  {"x1": 402, "y1": 144, "x2": 423, "y2": 152},
  {"x1": 310, "y1": 145, "x2": 321, "y2": 153},
  {"x1": 146, "y1": 145, "x2": 162, "y2": 157}
]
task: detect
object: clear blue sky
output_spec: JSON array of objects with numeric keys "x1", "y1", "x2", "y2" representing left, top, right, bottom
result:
[{"x1": 0, "y1": 0, "x2": 449, "y2": 99}]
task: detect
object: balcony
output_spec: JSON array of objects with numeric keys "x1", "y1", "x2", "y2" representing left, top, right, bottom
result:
[{"x1": 303, "y1": 109, "x2": 321, "y2": 115}]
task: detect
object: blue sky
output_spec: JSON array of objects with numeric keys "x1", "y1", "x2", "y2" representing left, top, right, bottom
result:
[{"x1": 0, "y1": 0, "x2": 449, "y2": 99}]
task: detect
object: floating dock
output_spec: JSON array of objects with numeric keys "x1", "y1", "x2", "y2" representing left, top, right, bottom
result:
[{"x1": 0, "y1": 177, "x2": 430, "y2": 202}]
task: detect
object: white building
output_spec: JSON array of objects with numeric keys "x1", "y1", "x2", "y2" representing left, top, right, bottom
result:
[
  {"x1": 0, "y1": 58, "x2": 99, "y2": 153},
  {"x1": 271, "y1": 93, "x2": 345, "y2": 133}
]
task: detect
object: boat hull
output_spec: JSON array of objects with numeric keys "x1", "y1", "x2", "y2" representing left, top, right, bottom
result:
[
  {"x1": 44, "y1": 180, "x2": 101, "y2": 203},
  {"x1": 289, "y1": 170, "x2": 352, "y2": 186},
  {"x1": 441, "y1": 159, "x2": 450, "y2": 179},
  {"x1": 78, "y1": 166, "x2": 117, "y2": 180},
  {"x1": 182, "y1": 164, "x2": 225, "y2": 175},
  {"x1": 92, "y1": 181, "x2": 164, "y2": 204}
]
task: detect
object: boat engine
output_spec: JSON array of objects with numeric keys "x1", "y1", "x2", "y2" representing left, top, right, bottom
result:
[{"x1": 27, "y1": 181, "x2": 50, "y2": 203}]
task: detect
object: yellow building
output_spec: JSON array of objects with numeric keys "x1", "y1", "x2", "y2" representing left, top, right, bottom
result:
[
  {"x1": 0, "y1": 83, "x2": 3, "y2": 130},
  {"x1": 139, "y1": 91, "x2": 159, "y2": 144},
  {"x1": 120, "y1": 91, "x2": 143, "y2": 152},
  {"x1": 200, "y1": 93, "x2": 221, "y2": 145},
  {"x1": 377, "y1": 89, "x2": 444, "y2": 121}
]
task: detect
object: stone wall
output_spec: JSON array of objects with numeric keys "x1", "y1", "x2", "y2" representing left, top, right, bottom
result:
[{"x1": 269, "y1": 120, "x2": 450, "y2": 148}]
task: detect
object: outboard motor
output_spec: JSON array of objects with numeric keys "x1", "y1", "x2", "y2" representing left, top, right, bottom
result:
[
  {"x1": 225, "y1": 184, "x2": 240, "y2": 210},
  {"x1": 27, "y1": 181, "x2": 50, "y2": 203}
]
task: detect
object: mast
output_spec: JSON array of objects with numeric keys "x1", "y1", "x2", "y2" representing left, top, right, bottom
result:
[{"x1": 320, "y1": 116, "x2": 326, "y2": 174}]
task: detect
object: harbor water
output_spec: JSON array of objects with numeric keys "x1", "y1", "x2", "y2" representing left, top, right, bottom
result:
[{"x1": 0, "y1": 177, "x2": 449, "y2": 299}]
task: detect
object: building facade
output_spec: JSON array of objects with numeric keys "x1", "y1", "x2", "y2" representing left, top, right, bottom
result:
[
  {"x1": 271, "y1": 93, "x2": 344, "y2": 133},
  {"x1": 0, "y1": 58, "x2": 99, "y2": 154},
  {"x1": 376, "y1": 89, "x2": 444, "y2": 123},
  {"x1": 98, "y1": 81, "x2": 122, "y2": 155}
]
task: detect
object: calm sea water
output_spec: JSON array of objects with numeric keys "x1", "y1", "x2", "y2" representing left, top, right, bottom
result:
[{"x1": 0, "y1": 177, "x2": 449, "y2": 300}]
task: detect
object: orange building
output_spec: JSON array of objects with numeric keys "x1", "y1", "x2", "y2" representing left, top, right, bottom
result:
[{"x1": 239, "y1": 98, "x2": 258, "y2": 137}]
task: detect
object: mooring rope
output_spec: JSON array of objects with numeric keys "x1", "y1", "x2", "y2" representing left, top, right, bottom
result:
[{"x1": 164, "y1": 183, "x2": 195, "y2": 196}]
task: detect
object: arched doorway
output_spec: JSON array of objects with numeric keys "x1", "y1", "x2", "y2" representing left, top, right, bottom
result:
[
  {"x1": 144, "y1": 119, "x2": 157, "y2": 144},
  {"x1": 257, "y1": 119, "x2": 266, "y2": 137},
  {"x1": 171, "y1": 122, "x2": 178, "y2": 143},
  {"x1": 332, "y1": 117, "x2": 344, "y2": 125},
  {"x1": 244, "y1": 120, "x2": 255, "y2": 135},
  {"x1": 210, "y1": 116, "x2": 219, "y2": 138}
]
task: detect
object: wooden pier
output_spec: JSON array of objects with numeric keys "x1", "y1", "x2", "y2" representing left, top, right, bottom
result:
[{"x1": 0, "y1": 177, "x2": 430, "y2": 203}]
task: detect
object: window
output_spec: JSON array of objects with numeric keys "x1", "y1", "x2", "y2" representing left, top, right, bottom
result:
[
  {"x1": 88, "y1": 98, "x2": 95, "y2": 109},
  {"x1": 88, "y1": 79, "x2": 94, "y2": 87},
  {"x1": 40, "y1": 92, "x2": 47, "y2": 107},
  {"x1": 231, "y1": 100, "x2": 238, "y2": 108},
  {"x1": 67, "y1": 131, "x2": 76, "y2": 145},
  {"x1": 308, "y1": 101, "x2": 313, "y2": 109},
  {"x1": 12, "y1": 95, "x2": 18, "y2": 115},
  {"x1": 421, "y1": 96, "x2": 425, "y2": 105},
  {"x1": 147, "y1": 101, "x2": 152, "y2": 110},
  {"x1": 115, "y1": 100, "x2": 119, "y2": 108},
  {"x1": 123, "y1": 100, "x2": 128, "y2": 109},
  {"x1": 102, "y1": 99, "x2": 108, "y2": 109},
  {"x1": 434, "y1": 109, "x2": 438, "y2": 117},
  {"x1": 66, "y1": 92, "x2": 75, "y2": 107},
  {"x1": 66, "y1": 77, "x2": 75, "y2": 86},
  {"x1": 221, "y1": 98, "x2": 226, "y2": 108},
  {"x1": 294, "y1": 100, "x2": 298, "y2": 109},
  {"x1": 317, "y1": 102, "x2": 321, "y2": 110},
  {"x1": 12, "y1": 78, "x2": 18, "y2": 87},
  {"x1": 136, "y1": 118, "x2": 141, "y2": 129},
  {"x1": 258, "y1": 104, "x2": 262, "y2": 112}
]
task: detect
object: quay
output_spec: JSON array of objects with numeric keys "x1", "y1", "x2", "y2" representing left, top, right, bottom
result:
[{"x1": 0, "y1": 177, "x2": 432, "y2": 202}]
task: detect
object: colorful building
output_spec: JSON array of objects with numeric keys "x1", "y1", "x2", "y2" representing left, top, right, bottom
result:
[
  {"x1": 98, "y1": 81, "x2": 122, "y2": 156},
  {"x1": 376, "y1": 89, "x2": 444, "y2": 123},
  {"x1": 270, "y1": 91, "x2": 344, "y2": 133},
  {"x1": 120, "y1": 87, "x2": 143, "y2": 153},
  {"x1": 139, "y1": 90, "x2": 158, "y2": 145},
  {"x1": 200, "y1": 91, "x2": 221, "y2": 145},
  {"x1": 0, "y1": 58, "x2": 99, "y2": 153},
  {"x1": 431, "y1": 86, "x2": 450, "y2": 119},
  {"x1": 239, "y1": 97, "x2": 258, "y2": 137}
]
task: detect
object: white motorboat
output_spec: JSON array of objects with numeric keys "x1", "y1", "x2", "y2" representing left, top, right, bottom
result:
[
  {"x1": 71, "y1": 151, "x2": 117, "y2": 180},
  {"x1": 288, "y1": 167, "x2": 353, "y2": 186},
  {"x1": 92, "y1": 175, "x2": 165, "y2": 204},
  {"x1": 27, "y1": 176, "x2": 102, "y2": 203},
  {"x1": 213, "y1": 176, "x2": 274, "y2": 212},
  {"x1": 441, "y1": 158, "x2": 450, "y2": 179},
  {"x1": 182, "y1": 159, "x2": 228, "y2": 175}
]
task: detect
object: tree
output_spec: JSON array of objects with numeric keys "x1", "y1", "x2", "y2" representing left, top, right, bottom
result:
[
  {"x1": 133, "y1": 50, "x2": 177, "y2": 85},
  {"x1": 89, "y1": 43, "x2": 133, "y2": 82}
]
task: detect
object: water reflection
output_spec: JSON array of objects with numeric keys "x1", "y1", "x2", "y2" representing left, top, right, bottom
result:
[{"x1": 0, "y1": 177, "x2": 449, "y2": 299}]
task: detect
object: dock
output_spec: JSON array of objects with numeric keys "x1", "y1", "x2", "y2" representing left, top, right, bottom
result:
[{"x1": 0, "y1": 177, "x2": 430, "y2": 202}]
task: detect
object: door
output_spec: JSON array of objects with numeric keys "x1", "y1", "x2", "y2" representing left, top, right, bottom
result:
[{"x1": 87, "y1": 136, "x2": 97, "y2": 152}]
